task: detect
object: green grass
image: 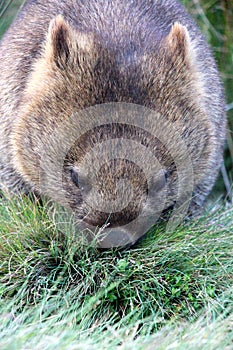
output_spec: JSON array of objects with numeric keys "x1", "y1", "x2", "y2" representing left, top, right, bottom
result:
[
  {"x1": 0, "y1": 194, "x2": 233, "y2": 349},
  {"x1": 0, "y1": 0, "x2": 25, "y2": 34},
  {"x1": 0, "y1": 1, "x2": 233, "y2": 349}
]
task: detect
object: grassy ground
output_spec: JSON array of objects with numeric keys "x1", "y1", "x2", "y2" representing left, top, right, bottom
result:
[
  {"x1": 0, "y1": 1, "x2": 233, "y2": 349},
  {"x1": 0, "y1": 194, "x2": 233, "y2": 349}
]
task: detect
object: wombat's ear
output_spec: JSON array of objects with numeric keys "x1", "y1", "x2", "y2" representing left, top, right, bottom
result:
[
  {"x1": 166, "y1": 22, "x2": 192, "y2": 61},
  {"x1": 165, "y1": 22, "x2": 206, "y2": 102},
  {"x1": 45, "y1": 15, "x2": 77, "y2": 67}
]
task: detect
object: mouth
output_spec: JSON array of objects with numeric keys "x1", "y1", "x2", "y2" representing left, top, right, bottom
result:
[{"x1": 76, "y1": 220, "x2": 141, "y2": 248}]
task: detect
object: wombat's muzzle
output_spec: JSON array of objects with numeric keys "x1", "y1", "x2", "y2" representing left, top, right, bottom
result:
[{"x1": 76, "y1": 220, "x2": 141, "y2": 248}]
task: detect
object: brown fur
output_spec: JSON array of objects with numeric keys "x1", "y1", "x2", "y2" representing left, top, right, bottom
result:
[{"x1": 0, "y1": 0, "x2": 226, "y2": 234}]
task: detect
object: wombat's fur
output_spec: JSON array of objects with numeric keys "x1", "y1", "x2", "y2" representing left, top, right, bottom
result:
[{"x1": 0, "y1": 0, "x2": 226, "y2": 240}]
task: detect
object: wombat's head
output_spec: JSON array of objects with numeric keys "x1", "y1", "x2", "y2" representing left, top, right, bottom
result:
[{"x1": 12, "y1": 16, "x2": 211, "y2": 247}]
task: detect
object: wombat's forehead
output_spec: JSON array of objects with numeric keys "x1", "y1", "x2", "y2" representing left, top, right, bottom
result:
[{"x1": 65, "y1": 123, "x2": 171, "y2": 162}]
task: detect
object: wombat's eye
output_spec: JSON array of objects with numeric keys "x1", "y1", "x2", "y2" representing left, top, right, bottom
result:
[{"x1": 70, "y1": 169, "x2": 79, "y2": 187}]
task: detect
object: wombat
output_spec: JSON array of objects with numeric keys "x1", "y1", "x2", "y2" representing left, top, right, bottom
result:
[{"x1": 0, "y1": 0, "x2": 226, "y2": 247}]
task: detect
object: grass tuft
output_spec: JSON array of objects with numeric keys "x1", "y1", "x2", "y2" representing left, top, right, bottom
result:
[{"x1": 0, "y1": 194, "x2": 233, "y2": 348}]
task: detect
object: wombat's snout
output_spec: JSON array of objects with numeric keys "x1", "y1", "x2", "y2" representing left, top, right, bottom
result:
[{"x1": 71, "y1": 163, "x2": 169, "y2": 248}]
